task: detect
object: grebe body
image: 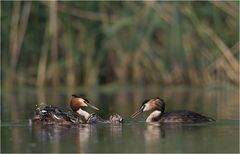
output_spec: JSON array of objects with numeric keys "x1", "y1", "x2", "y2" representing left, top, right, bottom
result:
[
  {"x1": 31, "y1": 105, "x2": 79, "y2": 125},
  {"x1": 156, "y1": 110, "x2": 214, "y2": 123},
  {"x1": 131, "y1": 98, "x2": 215, "y2": 123},
  {"x1": 31, "y1": 94, "x2": 123, "y2": 125}
]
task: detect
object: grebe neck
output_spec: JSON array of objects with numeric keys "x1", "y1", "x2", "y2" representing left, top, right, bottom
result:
[
  {"x1": 146, "y1": 110, "x2": 162, "y2": 123},
  {"x1": 77, "y1": 108, "x2": 90, "y2": 120}
]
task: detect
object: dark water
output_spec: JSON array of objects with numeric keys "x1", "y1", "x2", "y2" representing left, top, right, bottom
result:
[{"x1": 1, "y1": 87, "x2": 239, "y2": 153}]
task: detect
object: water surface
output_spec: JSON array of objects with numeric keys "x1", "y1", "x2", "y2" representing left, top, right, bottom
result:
[{"x1": 1, "y1": 87, "x2": 239, "y2": 153}]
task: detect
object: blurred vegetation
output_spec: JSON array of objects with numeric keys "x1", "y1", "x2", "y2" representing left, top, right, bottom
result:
[{"x1": 1, "y1": 1, "x2": 239, "y2": 89}]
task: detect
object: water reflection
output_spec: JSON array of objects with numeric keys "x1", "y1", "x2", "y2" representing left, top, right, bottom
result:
[
  {"x1": 144, "y1": 122, "x2": 215, "y2": 142},
  {"x1": 144, "y1": 124, "x2": 163, "y2": 143},
  {"x1": 1, "y1": 87, "x2": 239, "y2": 153},
  {"x1": 110, "y1": 124, "x2": 123, "y2": 138},
  {"x1": 29, "y1": 123, "x2": 123, "y2": 153}
]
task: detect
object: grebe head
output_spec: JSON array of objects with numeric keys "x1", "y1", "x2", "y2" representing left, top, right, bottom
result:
[
  {"x1": 131, "y1": 97, "x2": 165, "y2": 118},
  {"x1": 70, "y1": 94, "x2": 99, "y2": 112}
]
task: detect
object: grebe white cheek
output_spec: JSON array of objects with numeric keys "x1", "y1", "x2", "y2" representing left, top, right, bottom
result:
[{"x1": 143, "y1": 103, "x2": 151, "y2": 112}]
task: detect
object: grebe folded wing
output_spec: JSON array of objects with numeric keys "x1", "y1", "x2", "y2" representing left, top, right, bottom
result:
[
  {"x1": 37, "y1": 105, "x2": 78, "y2": 124},
  {"x1": 160, "y1": 110, "x2": 215, "y2": 123}
]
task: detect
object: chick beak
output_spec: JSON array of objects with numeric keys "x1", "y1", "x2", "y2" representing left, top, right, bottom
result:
[{"x1": 131, "y1": 109, "x2": 142, "y2": 118}]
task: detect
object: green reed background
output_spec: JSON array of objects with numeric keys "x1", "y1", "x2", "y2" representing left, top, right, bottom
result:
[{"x1": 1, "y1": 1, "x2": 239, "y2": 89}]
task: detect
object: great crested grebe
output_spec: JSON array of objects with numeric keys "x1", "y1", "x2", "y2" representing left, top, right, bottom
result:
[
  {"x1": 131, "y1": 97, "x2": 215, "y2": 123},
  {"x1": 31, "y1": 94, "x2": 123, "y2": 125}
]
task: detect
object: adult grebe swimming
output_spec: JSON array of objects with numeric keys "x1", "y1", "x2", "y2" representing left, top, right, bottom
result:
[
  {"x1": 31, "y1": 94, "x2": 123, "y2": 125},
  {"x1": 131, "y1": 98, "x2": 215, "y2": 123}
]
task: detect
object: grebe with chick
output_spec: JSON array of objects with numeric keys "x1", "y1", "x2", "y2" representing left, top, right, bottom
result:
[
  {"x1": 31, "y1": 94, "x2": 123, "y2": 125},
  {"x1": 131, "y1": 97, "x2": 215, "y2": 123}
]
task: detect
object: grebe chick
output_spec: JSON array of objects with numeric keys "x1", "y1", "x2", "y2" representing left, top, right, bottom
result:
[
  {"x1": 87, "y1": 113, "x2": 123, "y2": 124},
  {"x1": 131, "y1": 98, "x2": 215, "y2": 123},
  {"x1": 70, "y1": 95, "x2": 123, "y2": 124},
  {"x1": 31, "y1": 95, "x2": 99, "y2": 125}
]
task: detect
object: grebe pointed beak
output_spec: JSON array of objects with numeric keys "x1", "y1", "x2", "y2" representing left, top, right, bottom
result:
[
  {"x1": 131, "y1": 109, "x2": 142, "y2": 118},
  {"x1": 85, "y1": 102, "x2": 99, "y2": 110}
]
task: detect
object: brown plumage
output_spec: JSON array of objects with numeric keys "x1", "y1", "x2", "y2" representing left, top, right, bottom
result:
[
  {"x1": 70, "y1": 95, "x2": 83, "y2": 111},
  {"x1": 31, "y1": 94, "x2": 96, "y2": 125},
  {"x1": 30, "y1": 94, "x2": 123, "y2": 125},
  {"x1": 131, "y1": 97, "x2": 215, "y2": 123}
]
